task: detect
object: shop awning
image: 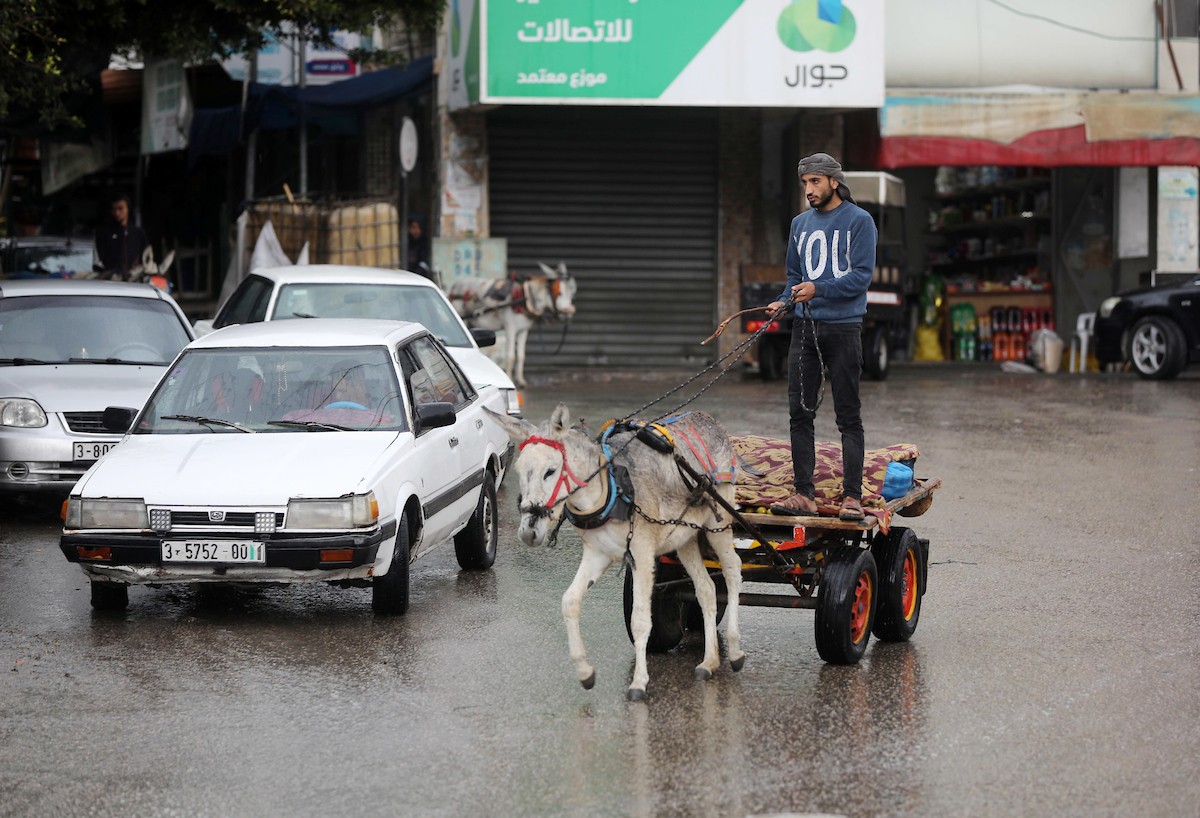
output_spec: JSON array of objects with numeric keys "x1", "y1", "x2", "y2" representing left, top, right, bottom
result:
[{"x1": 878, "y1": 90, "x2": 1200, "y2": 167}]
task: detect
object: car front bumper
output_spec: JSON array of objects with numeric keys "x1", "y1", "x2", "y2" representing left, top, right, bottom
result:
[
  {"x1": 0, "y1": 416, "x2": 118, "y2": 492},
  {"x1": 60, "y1": 519, "x2": 397, "y2": 585}
]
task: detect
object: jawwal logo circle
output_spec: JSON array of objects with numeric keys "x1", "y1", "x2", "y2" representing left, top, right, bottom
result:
[{"x1": 777, "y1": 0, "x2": 858, "y2": 53}]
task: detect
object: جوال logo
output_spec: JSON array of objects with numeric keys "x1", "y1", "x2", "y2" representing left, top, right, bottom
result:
[{"x1": 777, "y1": 0, "x2": 857, "y2": 53}]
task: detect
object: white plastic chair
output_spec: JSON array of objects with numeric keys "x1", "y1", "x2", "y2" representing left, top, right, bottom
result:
[{"x1": 1068, "y1": 312, "x2": 1095, "y2": 373}]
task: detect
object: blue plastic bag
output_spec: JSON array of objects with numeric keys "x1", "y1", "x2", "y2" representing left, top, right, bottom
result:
[{"x1": 882, "y1": 461, "x2": 914, "y2": 500}]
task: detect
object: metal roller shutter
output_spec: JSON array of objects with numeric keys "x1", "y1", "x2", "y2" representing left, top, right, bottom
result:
[{"x1": 488, "y1": 107, "x2": 718, "y2": 372}]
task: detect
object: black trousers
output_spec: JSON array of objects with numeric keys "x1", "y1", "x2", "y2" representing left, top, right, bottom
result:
[{"x1": 787, "y1": 319, "x2": 865, "y2": 500}]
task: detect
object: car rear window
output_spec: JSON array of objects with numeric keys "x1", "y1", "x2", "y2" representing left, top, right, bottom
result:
[{"x1": 272, "y1": 283, "x2": 473, "y2": 347}]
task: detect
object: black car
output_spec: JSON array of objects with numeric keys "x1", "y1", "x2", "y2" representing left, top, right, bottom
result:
[{"x1": 1095, "y1": 272, "x2": 1200, "y2": 379}]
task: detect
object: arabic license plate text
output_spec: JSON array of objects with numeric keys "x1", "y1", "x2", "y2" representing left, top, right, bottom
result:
[
  {"x1": 73, "y1": 441, "x2": 117, "y2": 461},
  {"x1": 161, "y1": 541, "x2": 265, "y2": 564}
]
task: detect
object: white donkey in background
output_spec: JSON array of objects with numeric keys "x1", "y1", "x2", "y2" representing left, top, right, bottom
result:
[
  {"x1": 487, "y1": 403, "x2": 745, "y2": 701},
  {"x1": 447, "y1": 262, "x2": 577, "y2": 388}
]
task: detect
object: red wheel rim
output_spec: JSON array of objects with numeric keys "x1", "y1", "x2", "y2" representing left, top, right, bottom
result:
[
  {"x1": 850, "y1": 571, "x2": 872, "y2": 644},
  {"x1": 901, "y1": 549, "x2": 918, "y2": 620}
]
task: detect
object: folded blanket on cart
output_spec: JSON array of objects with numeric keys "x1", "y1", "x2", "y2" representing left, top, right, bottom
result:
[{"x1": 733, "y1": 435, "x2": 920, "y2": 517}]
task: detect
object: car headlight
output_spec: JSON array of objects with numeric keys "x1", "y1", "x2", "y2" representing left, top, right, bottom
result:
[
  {"x1": 1098, "y1": 296, "x2": 1122, "y2": 319},
  {"x1": 65, "y1": 497, "x2": 148, "y2": 529},
  {"x1": 286, "y1": 492, "x2": 379, "y2": 529},
  {"x1": 503, "y1": 388, "x2": 523, "y2": 416},
  {"x1": 0, "y1": 398, "x2": 48, "y2": 428}
]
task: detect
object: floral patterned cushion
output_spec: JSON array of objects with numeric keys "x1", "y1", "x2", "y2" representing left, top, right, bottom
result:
[{"x1": 733, "y1": 435, "x2": 920, "y2": 517}]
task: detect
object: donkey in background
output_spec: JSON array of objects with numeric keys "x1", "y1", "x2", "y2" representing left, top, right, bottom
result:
[
  {"x1": 447, "y1": 262, "x2": 577, "y2": 388},
  {"x1": 487, "y1": 403, "x2": 745, "y2": 701}
]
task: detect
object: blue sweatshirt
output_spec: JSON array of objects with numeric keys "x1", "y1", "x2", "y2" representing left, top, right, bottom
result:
[{"x1": 777, "y1": 200, "x2": 877, "y2": 323}]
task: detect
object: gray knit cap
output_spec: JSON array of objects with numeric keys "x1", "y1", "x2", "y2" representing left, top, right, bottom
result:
[{"x1": 797, "y1": 152, "x2": 854, "y2": 202}]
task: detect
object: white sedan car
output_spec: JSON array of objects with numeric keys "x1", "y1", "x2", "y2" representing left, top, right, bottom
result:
[
  {"x1": 0, "y1": 279, "x2": 196, "y2": 494},
  {"x1": 60, "y1": 319, "x2": 509, "y2": 614},
  {"x1": 194, "y1": 265, "x2": 521, "y2": 416}
]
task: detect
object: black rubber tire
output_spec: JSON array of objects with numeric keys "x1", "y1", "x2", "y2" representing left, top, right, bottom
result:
[
  {"x1": 758, "y1": 335, "x2": 788, "y2": 382},
  {"x1": 623, "y1": 567, "x2": 685, "y2": 653},
  {"x1": 455, "y1": 471, "x2": 497, "y2": 570},
  {"x1": 814, "y1": 546, "x2": 878, "y2": 664},
  {"x1": 372, "y1": 512, "x2": 411, "y2": 615},
  {"x1": 870, "y1": 527, "x2": 924, "y2": 642},
  {"x1": 90, "y1": 581, "x2": 128, "y2": 611},
  {"x1": 863, "y1": 326, "x2": 890, "y2": 381},
  {"x1": 1128, "y1": 316, "x2": 1187, "y2": 380}
]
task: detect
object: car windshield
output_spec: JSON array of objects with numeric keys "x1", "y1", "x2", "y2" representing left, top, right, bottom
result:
[
  {"x1": 0, "y1": 295, "x2": 191, "y2": 364},
  {"x1": 136, "y1": 345, "x2": 408, "y2": 434},
  {"x1": 14, "y1": 244, "x2": 94, "y2": 276},
  {"x1": 271, "y1": 282, "x2": 473, "y2": 347}
]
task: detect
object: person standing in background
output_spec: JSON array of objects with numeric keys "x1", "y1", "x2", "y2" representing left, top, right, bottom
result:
[{"x1": 94, "y1": 193, "x2": 149, "y2": 280}]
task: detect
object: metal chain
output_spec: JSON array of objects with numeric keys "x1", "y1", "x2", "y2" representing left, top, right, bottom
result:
[{"x1": 794, "y1": 301, "x2": 825, "y2": 414}]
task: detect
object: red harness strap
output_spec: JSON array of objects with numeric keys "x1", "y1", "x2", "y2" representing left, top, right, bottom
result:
[{"x1": 520, "y1": 435, "x2": 590, "y2": 508}]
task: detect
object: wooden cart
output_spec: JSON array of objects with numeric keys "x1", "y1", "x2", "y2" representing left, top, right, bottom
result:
[{"x1": 623, "y1": 472, "x2": 942, "y2": 665}]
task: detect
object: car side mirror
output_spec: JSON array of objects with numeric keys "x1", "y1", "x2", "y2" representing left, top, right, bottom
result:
[
  {"x1": 471, "y1": 327, "x2": 497, "y2": 348},
  {"x1": 102, "y1": 406, "x2": 138, "y2": 433},
  {"x1": 416, "y1": 402, "x2": 456, "y2": 430}
]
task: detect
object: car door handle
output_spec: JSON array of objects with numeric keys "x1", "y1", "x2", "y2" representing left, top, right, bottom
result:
[{"x1": 448, "y1": 436, "x2": 460, "y2": 448}]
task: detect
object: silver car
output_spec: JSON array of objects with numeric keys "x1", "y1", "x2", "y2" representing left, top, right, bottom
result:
[{"x1": 0, "y1": 279, "x2": 196, "y2": 493}]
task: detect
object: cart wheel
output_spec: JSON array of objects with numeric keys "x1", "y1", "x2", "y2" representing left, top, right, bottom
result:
[
  {"x1": 623, "y1": 567, "x2": 684, "y2": 653},
  {"x1": 870, "y1": 527, "x2": 923, "y2": 642},
  {"x1": 815, "y1": 546, "x2": 878, "y2": 664}
]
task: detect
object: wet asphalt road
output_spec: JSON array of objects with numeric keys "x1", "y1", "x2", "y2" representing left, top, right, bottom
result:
[{"x1": 2, "y1": 363, "x2": 1199, "y2": 818}]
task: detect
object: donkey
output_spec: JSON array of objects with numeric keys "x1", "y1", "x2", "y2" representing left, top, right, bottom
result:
[
  {"x1": 448, "y1": 262, "x2": 577, "y2": 388},
  {"x1": 486, "y1": 403, "x2": 745, "y2": 701}
]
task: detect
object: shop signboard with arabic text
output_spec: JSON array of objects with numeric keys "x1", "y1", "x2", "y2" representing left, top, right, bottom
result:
[{"x1": 478, "y1": 0, "x2": 883, "y2": 107}]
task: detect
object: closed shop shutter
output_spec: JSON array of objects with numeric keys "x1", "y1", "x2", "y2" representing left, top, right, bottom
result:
[{"x1": 488, "y1": 107, "x2": 718, "y2": 371}]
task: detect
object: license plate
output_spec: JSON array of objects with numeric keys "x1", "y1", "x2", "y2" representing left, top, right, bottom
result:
[
  {"x1": 161, "y1": 541, "x2": 266, "y2": 564},
  {"x1": 73, "y1": 441, "x2": 118, "y2": 461}
]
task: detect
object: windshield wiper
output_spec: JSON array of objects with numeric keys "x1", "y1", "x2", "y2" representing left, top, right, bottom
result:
[
  {"x1": 161, "y1": 414, "x2": 255, "y2": 433},
  {"x1": 0, "y1": 357, "x2": 56, "y2": 365},
  {"x1": 69, "y1": 357, "x2": 162, "y2": 365},
  {"x1": 266, "y1": 419, "x2": 352, "y2": 431}
]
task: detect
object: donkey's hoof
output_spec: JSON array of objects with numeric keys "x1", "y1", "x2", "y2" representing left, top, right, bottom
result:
[
  {"x1": 626, "y1": 687, "x2": 647, "y2": 702},
  {"x1": 580, "y1": 671, "x2": 596, "y2": 690},
  {"x1": 694, "y1": 666, "x2": 713, "y2": 682},
  {"x1": 730, "y1": 655, "x2": 746, "y2": 672}
]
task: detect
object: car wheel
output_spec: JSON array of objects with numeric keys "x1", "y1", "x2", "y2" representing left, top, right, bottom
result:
[
  {"x1": 455, "y1": 471, "x2": 497, "y2": 570},
  {"x1": 863, "y1": 326, "x2": 890, "y2": 381},
  {"x1": 814, "y1": 546, "x2": 877, "y2": 665},
  {"x1": 623, "y1": 566, "x2": 685, "y2": 653},
  {"x1": 90, "y1": 581, "x2": 128, "y2": 611},
  {"x1": 372, "y1": 512, "x2": 411, "y2": 615},
  {"x1": 870, "y1": 527, "x2": 924, "y2": 642},
  {"x1": 758, "y1": 335, "x2": 789, "y2": 381},
  {"x1": 1128, "y1": 315, "x2": 1187, "y2": 380}
]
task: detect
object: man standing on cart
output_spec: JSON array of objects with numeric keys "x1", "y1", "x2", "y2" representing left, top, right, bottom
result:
[{"x1": 766, "y1": 152, "x2": 877, "y2": 522}]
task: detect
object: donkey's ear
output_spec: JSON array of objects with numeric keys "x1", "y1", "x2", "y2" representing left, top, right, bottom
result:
[
  {"x1": 550, "y1": 402, "x2": 571, "y2": 432},
  {"x1": 556, "y1": 261, "x2": 567, "y2": 277},
  {"x1": 537, "y1": 261, "x2": 555, "y2": 277},
  {"x1": 483, "y1": 407, "x2": 536, "y2": 443}
]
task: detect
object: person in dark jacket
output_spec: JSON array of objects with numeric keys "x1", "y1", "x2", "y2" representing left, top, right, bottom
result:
[
  {"x1": 93, "y1": 193, "x2": 149, "y2": 280},
  {"x1": 406, "y1": 214, "x2": 433, "y2": 279}
]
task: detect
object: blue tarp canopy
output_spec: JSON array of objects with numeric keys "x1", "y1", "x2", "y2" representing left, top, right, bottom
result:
[{"x1": 188, "y1": 56, "x2": 432, "y2": 161}]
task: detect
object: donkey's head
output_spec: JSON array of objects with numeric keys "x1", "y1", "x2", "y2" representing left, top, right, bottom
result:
[
  {"x1": 536, "y1": 261, "x2": 577, "y2": 318},
  {"x1": 485, "y1": 402, "x2": 593, "y2": 547}
]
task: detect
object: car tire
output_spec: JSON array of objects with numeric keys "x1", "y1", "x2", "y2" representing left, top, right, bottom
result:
[
  {"x1": 455, "y1": 471, "x2": 497, "y2": 570},
  {"x1": 372, "y1": 512, "x2": 411, "y2": 615},
  {"x1": 758, "y1": 335, "x2": 788, "y2": 382},
  {"x1": 870, "y1": 527, "x2": 924, "y2": 642},
  {"x1": 623, "y1": 567, "x2": 685, "y2": 653},
  {"x1": 1128, "y1": 315, "x2": 1187, "y2": 380},
  {"x1": 863, "y1": 326, "x2": 890, "y2": 381},
  {"x1": 814, "y1": 546, "x2": 877, "y2": 665},
  {"x1": 90, "y1": 581, "x2": 128, "y2": 611}
]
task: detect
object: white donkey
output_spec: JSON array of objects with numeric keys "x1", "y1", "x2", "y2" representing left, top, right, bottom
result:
[
  {"x1": 448, "y1": 262, "x2": 577, "y2": 388},
  {"x1": 487, "y1": 403, "x2": 745, "y2": 701}
]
